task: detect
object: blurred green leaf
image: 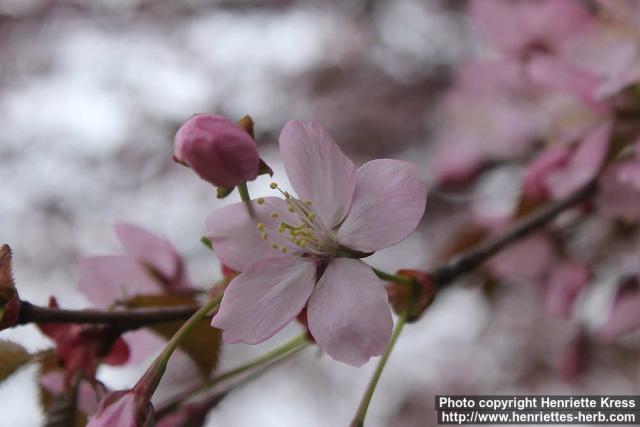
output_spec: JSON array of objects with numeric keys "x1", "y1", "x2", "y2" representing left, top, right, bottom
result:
[{"x1": 0, "y1": 340, "x2": 30, "y2": 383}]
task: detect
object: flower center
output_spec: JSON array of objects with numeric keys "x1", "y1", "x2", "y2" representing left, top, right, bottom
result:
[{"x1": 254, "y1": 182, "x2": 337, "y2": 257}]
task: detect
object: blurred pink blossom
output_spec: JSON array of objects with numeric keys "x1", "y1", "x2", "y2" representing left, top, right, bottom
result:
[
  {"x1": 206, "y1": 120, "x2": 427, "y2": 365},
  {"x1": 544, "y1": 262, "x2": 591, "y2": 319},
  {"x1": 597, "y1": 158, "x2": 640, "y2": 220},
  {"x1": 77, "y1": 223, "x2": 193, "y2": 308}
]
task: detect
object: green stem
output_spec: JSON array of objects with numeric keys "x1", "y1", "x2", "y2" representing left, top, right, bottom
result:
[
  {"x1": 141, "y1": 294, "x2": 223, "y2": 396},
  {"x1": 350, "y1": 308, "x2": 410, "y2": 427},
  {"x1": 237, "y1": 182, "x2": 251, "y2": 202},
  {"x1": 372, "y1": 268, "x2": 415, "y2": 286},
  {"x1": 157, "y1": 333, "x2": 308, "y2": 416},
  {"x1": 237, "y1": 182, "x2": 255, "y2": 216}
]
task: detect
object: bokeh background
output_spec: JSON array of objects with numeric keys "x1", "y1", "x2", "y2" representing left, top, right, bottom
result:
[{"x1": 1, "y1": 1, "x2": 637, "y2": 426}]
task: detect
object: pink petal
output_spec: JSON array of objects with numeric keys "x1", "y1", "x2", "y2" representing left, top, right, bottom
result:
[
  {"x1": 487, "y1": 233, "x2": 555, "y2": 283},
  {"x1": 77, "y1": 256, "x2": 161, "y2": 308},
  {"x1": 599, "y1": 293, "x2": 640, "y2": 340},
  {"x1": 526, "y1": 54, "x2": 602, "y2": 108},
  {"x1": 470, "y1": 0, "x2": 529, "y2": 55},
  {"x1": 114, "y1": 223, "x2": 191, "y2": 291},
  {"x1": 307, "y1": 258, "x2": 393, "y2": 366},
  {"x1": 279, "y1": 121, "x2": 355, "y2": 228},
  {"x1": 211, "y1": 257, "x2": 316, "y2": 344},
  {"x1": 205, "y1": 197, "x2": 296, "y2": 272},
  {"x1": 597, "y1": 160, "x2": 640, "y2": 220},
  {"x1": 523, "y1": 145, "x2": 572, "y2": 202},
  {"x1": 544, "y1": 262, "x2": 590, "y2": 318},
  {"x1": 336, "y1": 159, "x2": 426, "y2": 253},
  {"x1": 547, "y1": 122, "x2": 612, "y2": 199}
]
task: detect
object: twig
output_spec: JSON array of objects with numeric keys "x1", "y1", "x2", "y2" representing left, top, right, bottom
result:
[
  {"x1": 17, "y1": 301, "x2": 198, "y2": 330},
  {"x1": 429, "y1": 181, "x2": 596, "y2": 287}
]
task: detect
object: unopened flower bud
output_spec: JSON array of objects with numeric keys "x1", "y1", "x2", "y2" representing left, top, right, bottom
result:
[
  {"x1": 386, "y1": 270, "x2": 436, "y2": 322},
  {"x1": 87, "y1": 389, "x2": 154, "y2": 427},
  {"x1": 174, "y1": 114, "x2": 260, "y2": 188}
]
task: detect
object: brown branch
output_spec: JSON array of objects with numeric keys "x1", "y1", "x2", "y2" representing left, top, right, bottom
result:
[
  {"x1": 17, "y1": 301, "x2": 198, "y2": 330},
  {"x1": 429, "y1": 180, "x2": 597, "y2": 287}
]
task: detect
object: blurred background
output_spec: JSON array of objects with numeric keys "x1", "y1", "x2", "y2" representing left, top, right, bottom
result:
[{"x1": 0, "y1": 0, "x2": 637, "y2": 426}]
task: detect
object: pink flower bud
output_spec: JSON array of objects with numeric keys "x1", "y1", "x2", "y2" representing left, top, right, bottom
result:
[
  {"x1": 174, "y1": 114, "x2": 260, "y2": 188},
  {"x1": 88, "y1": 389, "x2": 154, "y2": 427}
]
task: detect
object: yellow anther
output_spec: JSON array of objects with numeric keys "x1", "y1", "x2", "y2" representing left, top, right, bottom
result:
[
  {"x1": 257, "y1": 223, "x2": 265, "y2": 231},
  {"x1": 256, "y1": 198, "x2": 265, "y2": 205},
  {"x1": 271, "y1": 243, "x2": 279, "y2": 249},
  {"x1": 261, "y1": 232, "x2": 268, "y2": 240},
  {"x1": 278, "y1": 224, "x2": 286, "y2": 233},
  {"x1": 271, "y1": 212, "x2": 279, "y2": 219},
  {"x1": 284, "y1": 191, "x2": 291, "y2": 199},
  {"x1": 288, "y1": 207, "x2": 296, "y2": 213},
  {"x1": 308, "y1": 213, "x2": 316, "y2": 221},
  {"x1": 281, "y1": 247, "x2": 288, "y2": 254},
  {"x1": 304, "y1": 200, "x2": 312, "y2": 206},
  {"x1": 269, "y1": 182, "x2": 278, "y2": 189}
]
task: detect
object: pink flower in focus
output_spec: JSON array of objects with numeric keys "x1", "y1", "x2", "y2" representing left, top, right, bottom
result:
[
  {"x1": 174, "y1": 114, "x2": 260, "y2": 188},
  {"x1": 87, "y1": 389, "x2": 154, "y2": 427},
  {"x1": 78, "y1": 223, "x2": 193, "y2": 308},
  {"x1": 206, "y1": 121, "x2": 427, "y2": 365}
]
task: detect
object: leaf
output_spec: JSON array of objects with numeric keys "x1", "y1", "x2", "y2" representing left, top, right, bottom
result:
[
  {"x1": 0, "y1": 340, "x2": 30, "y2": 383},
  {"x1": 124, "y1": 295, "x2": 221, "y2": 376}
]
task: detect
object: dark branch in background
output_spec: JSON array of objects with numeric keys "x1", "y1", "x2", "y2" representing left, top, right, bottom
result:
[
  {"x1": 13, "y1": 181, "x2": 597, "y2": 329},
  {"x1": 430, "y1": 180, "x2": 597, "y2": 287},
  {"x1": 17, "y1": 301, "x2": 198, "y2": 330}
]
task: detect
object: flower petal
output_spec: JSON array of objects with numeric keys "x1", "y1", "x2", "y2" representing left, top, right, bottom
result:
[
  {"x1": 599, "y1": 293, "x2": 640, "y2": 340},
  {"x1": 337, "y1": 159, "x2": 427, "y2": 252},
  {"x1": 279, "y1": 120, "x2": 355, "y2": 228},
  {"x1": 547, "y1": 121, "x2": 612, "y2": 200},
  {"x1": 205, "y1": 197, "x2": 295, "y2": 272},
  {"x1": 77, "y1": 256, "x2": 161, "y2": 308},
  {"x1": 212, "y1": 257, "x2": 316, "y2": 344},
  {"x1": 114, "y1": 223, "x2": 191, "y2": 291},
  {"x1": 307, "y1": 258, "x2": 392, "y2": 366}
]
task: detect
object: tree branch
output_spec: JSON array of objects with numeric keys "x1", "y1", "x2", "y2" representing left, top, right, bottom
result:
[
  {"x1": 17, "y1": 301, "x2": 198, "y2": 330},
  {"x1": 429, "y1": 180, "x2": 596, "y2": 287}
]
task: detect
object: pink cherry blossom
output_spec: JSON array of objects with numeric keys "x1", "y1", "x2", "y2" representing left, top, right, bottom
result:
[
  {"x1": 523, "y1": 145, "x2": 572, "y2": 202},
  {"x1": 486, "y1": 233, "x2": 555, "y2": 283},
  {"x1": 77, "y1": 223, "x2": 192, "y2": 308},
  {"x1": 596, "y1": 158, "x2": 640, "y2": 220},
  {"x1": 174, "y1": 113, "x2": 260, "y2": 188},
  {"x1": 470, "y1": 0, "x2": 592, "y2": 59},
  {"x1": 545, "y1": 122, "x2": 612, "y2": 200},
  {"x1": 599, "y1": 276, "x2": 640, "y2": 340},
  {"x1": 544, "y1": 262, "x2": 591, "y2": 319},
  {"x1": 206, "y1": 120, "x2": 427, "y2": 365}
]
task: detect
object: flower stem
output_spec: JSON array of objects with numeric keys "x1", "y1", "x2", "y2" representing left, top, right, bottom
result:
[
  {"x1": 350, "y1": 307, "x2": 410, "y2": 427},
  {"x1": 142, "y1": 294, "x2": 223, "y2": 395},
  {"x1": 156, "y1": 333, "x2": 308, "y2": 417},
  {"x1": 237, "y1": 182, "x2": 255, "y2": 216},
  {"x1": 372, "y1": 268, "x2": 415, "y2": 286}
]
